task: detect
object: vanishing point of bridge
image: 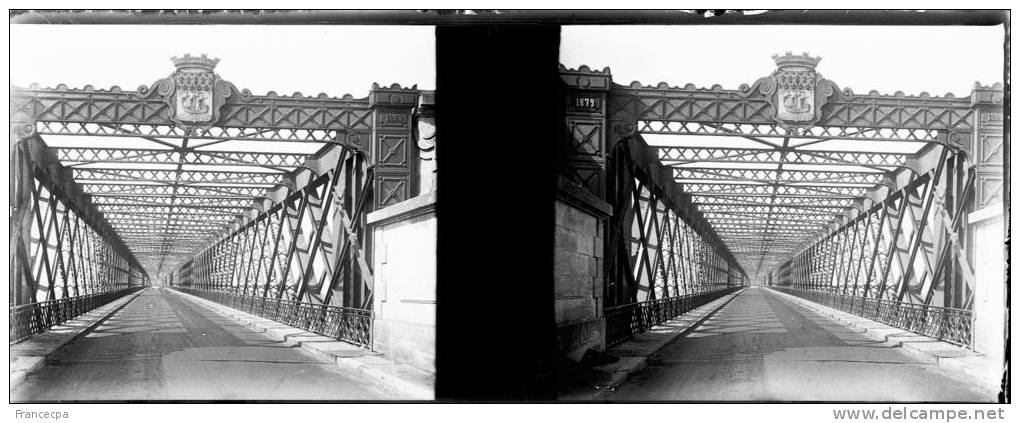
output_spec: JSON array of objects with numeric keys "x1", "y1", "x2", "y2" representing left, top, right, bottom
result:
[{"x1": 9, "y1": 50, "x2": 1005, "y2": 401}]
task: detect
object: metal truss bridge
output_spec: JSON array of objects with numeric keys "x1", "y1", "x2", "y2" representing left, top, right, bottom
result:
[
  {"x1": 10, "y1": 54, "x2": 434, "y2": 400},
  {"x1": 554, "y1": 52, "x2": 1005, "y2": 400},
  {"x1": 8, "y1": 49, "x2": 1005, "y2": 402}
]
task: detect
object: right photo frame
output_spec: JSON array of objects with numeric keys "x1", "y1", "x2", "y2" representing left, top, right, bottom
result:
[{"x1": 551, "y1": 22, "x2": 1006, "y2": 402}]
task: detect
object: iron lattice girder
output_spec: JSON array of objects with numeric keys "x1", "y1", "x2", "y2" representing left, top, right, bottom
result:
[
  {"x1": 114, "y1": 226, "x2": 226, "y2": 234},
  {"x1": 55, "y1": 147, "x2": 313, "y2": 168},
  {"x1": 105, "y1": 218, "x2": 233, "y2": 228},
  {"x1": 714, "y1": 224, "x2": 820, "y2": 233},
  {"x1": 659, "y1": 147, "x2": 908, "y2": 167},
  {"x1": 10, "y1": 171, "x2": 147, "y2": 307},
  {"x1": 639, "y1": 121, "x2": 940, "y2": 142},
  {"x1": 704, "y1": 216, "x2": 837, "y2": 227},
  {"x1": 94, "y1": 204, "x2": 248, "y2": 216},
  {"x1": 609, "y1": 83, "x2": 974, "y2": 131},
  {"x1": 129, "y1": 244, "x2": 215, "y2": 251},
  {"x1": 693, "y1": 201, "x2": 847, "y2": 212},
  {"x1": 116, "y1": 227, "x2": 222, "y2": 234},
  {"x1": 176, "y1": 147, "x2": 376, "y2": 310},
  {"x1": 683, "y1": 183, "x2": 868, "y2": 197},
  {"x1": 720, "y1": 236, "x2": 816, "y2": 243},
  {"x1": 712, "y1": 223, "x2": 825, "y2": 232},
  {"x1": 675, "y1": 168, "x2": 887, "y2": 184},
  {"x1": 704, "y1": 215, "x2": 832, "y2": 224},
  {"x1": 104, "y1": 215, "x2": 235, "y2": 225},
  {"x1": 704, "y1": 212, "x2": 834, "y2": 223},
  {"x1": 81, "y1": 183, "x2": 270, "y2": 198},
  {"x1": 89, "y1": 193, "x2": 263, "y2": 203},
  {"x1": 692, "y1": 195, "x2": 854, "y2": 208},
  {"x1": 726, "y1": 243, "x2": 814, "y2": 249},
  {"x1": 716, "y1": 232, "x2": 824, "y2": 240},
  {"x1": 90, "y1": 196, "x2": 255, "y2": 208},
  {"x1": 698, "y1": 204, "x2": 842, "y2": 216},
  {"x1": 729, "y1": 246, "x2": 809, "y2": 252},
  {"x1": 11, "y1": 85, "x2": 375, "y2": 134},
  {"x1": 112, "y1": 227, "x2": 231, "y2": 236},
  {"x1": 117, "y1": 235, "x2": 221, "y2": 242},
  {"x1": 720, "y1": 229, "x2": 819, "y2": 237},
  {"x1": 31, "y1": 121, "x2": 347, "y2": 143},
  {"x1": 101, "y1": 216, "x2": 237, "y2": 226},
  {"x1": 718, "y1": 235, "x2": 813, "y2": 242},
  {"x1": 603, "y1": 139, "x2": 746, "y2": 308},
  {"x1": 73, "y1": 168, "x2": 286, "y2": 185},
  {"x1": 732, "y1": 249, "x2": 802, "y2": 255}
]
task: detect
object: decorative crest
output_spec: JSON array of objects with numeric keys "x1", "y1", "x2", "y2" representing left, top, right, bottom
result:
[
  {"x1": 160, "y1": 54, "x2": 233, "y2": 131},
  {"x1": 763, "y1": 52, "x2": 834, "y2": 128}
]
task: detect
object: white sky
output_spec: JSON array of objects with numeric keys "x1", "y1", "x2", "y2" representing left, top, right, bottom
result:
[
  {"x1": 561, "y1": 25, "x2": 1005, "y2": 97},
  {"x1": 10, "y1": 25, "x2": 436, "y2": 98},
  {"x1": 10, "y1": 24, "x2": 1003, "y2": 104}
]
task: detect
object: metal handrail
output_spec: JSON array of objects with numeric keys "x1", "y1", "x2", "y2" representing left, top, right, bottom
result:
[
  {"x1": 173, "y1": 287, "x2": 373, "y2": 348},
  {"x1": 771, "y1": 287, "x2": 973, "y2": 347},
  {"x1": 604, "y1": 286, "x2": 742, "y2": 347},
  {"x1": 9, "y1": 286, "x2": 145, "y2": 344}
]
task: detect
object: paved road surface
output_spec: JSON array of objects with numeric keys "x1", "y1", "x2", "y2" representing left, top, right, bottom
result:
[
  {"x1": 11, "y1": 287, "x2": 390, "y2": 401},
  {"x1": 607, "y1": 287, "x2": 992, "y2": 402}
]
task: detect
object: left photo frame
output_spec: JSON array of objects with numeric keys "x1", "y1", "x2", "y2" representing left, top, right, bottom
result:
[{"x1": 9, "y1": 22, "x2": 437, "y2": 401}]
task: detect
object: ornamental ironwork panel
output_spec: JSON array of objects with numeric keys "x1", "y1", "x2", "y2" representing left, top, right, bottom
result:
[
  {"x1": 604, "y1": 53, "x2": 975, "y2": 133},
  {"x1": 10, "y1": 55, "x2": 375, "y2": 136}
]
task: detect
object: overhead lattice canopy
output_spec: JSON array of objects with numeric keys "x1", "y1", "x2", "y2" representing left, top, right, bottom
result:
[
  {"x1": 41, "y1": 134, "x2": 328, "y2": 277},
  {"x1": 646, "y1": 133, "x2": 924, "y2": 278},
  {"x1": 10, "y1": 54, "x2": 420, "y2": 279},
  {"x1": 596, "y1": 52, "x2": 975, "y2": 280}
]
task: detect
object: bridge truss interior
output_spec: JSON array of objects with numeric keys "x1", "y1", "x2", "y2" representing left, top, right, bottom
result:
[
  {"x1": 560, "y1": 53, "x2": 1003, "y2": 349},
  {"x1": 10, "y1": 56, "x2": 425, "y2": 346}
]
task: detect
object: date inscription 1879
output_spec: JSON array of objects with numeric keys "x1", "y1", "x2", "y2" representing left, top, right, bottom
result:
[{"x1": 570, "y1": 96, "x2": 602, "y2": 114}]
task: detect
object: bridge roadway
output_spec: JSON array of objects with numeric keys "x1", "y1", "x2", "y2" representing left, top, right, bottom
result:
[
  {"x1": 11, "y1": 287, "x2": 390, "y2": 401},
  {"x1": 606, "y1": 287, "x2": 992, "y2": 402}
]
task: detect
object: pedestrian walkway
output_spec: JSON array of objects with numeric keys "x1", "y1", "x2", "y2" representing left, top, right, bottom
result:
[
  {"x1": 11, "y1": 287, "x2": 391, "y2": 401},
  {"x1": 606, "y1": 287, "x2": 993, "y2": 402}
]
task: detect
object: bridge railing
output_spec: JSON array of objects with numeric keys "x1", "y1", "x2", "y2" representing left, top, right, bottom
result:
[
  {"x1": 172, "y1": 287, "x2": 373, "y2": 348},
  {"x1": 772, "y1": 287, "x2": 972, "y2": 347},
  {"x1": 604, "y1": 286, "x2": 742, "y2": 347},
  {"x1": 9, "y1": 286, "x2": 146, "y2": 344}
]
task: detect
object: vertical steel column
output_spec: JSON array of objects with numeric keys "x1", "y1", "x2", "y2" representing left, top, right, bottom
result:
[
  {"x1": 11, "y1": 130, "x2": 38, "y2": 307},
  {"x1": 369, "y1": 84, "x2": 421, "y2": 209},
  {"x1": 895, "y1": 150, "x2": 949, "y2": 302},
  {"x1": 562, "y1": 65, "x2": 611, "y2": 198},
  {"x1": 968, "y1": 83, "x2": 1006, "y2": 212}
]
